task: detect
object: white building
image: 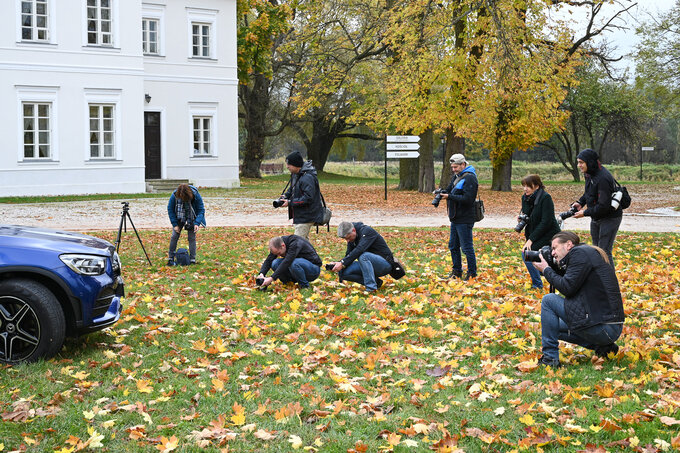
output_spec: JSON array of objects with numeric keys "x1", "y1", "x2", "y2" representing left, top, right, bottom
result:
[{"x1": 0, "y1": 0, "x2": 239, "y2": 197}]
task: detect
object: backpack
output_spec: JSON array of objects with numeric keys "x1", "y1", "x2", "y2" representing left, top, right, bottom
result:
[
  {"x1": 174, "y1": 248, "x2": 191, "y2": 266},
  {"x1": 613, "y1": 178, "x2": 631, "y2": 210}
]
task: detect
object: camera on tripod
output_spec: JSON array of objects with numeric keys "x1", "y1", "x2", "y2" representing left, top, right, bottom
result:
[
  {"x1": 524, "y1": 245, "x2": 565, "y2": 274},
  {"x1": 431, "y1": 189, "x2": 445, "y2": 207},
  {"x1": 514, "y1": 213, "x2": 529, "y2": 232}
]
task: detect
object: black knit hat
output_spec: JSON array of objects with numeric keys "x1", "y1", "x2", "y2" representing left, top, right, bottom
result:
[
  {"x1": 577, "y1": 148, "x2": 599, "y2": 175},
  {"x1": 286, "y1": 151, "x2": 304, "y2": 168}
]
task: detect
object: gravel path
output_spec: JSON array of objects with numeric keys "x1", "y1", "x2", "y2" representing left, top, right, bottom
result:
[{"x1": 1, "y1": 196, "x2": 678, "y2": 232}]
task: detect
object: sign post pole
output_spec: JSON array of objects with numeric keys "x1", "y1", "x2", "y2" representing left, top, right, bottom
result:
[
  {"x1": 385, "y1": 135, "x2": 421, "y2": 200},
  {"x1": 641, "y1": 146, "x2": 654, "y2": 180}
]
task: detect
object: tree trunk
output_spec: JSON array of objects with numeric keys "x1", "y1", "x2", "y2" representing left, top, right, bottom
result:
[
  {"x1": 439, "y1": 128, "x2": 465, "y2": 188},
  {"x1": 398, "y1": 156, "x2": 419, "y2": 190},
  {"x1": 491, "y1": 158, "x2": 512, "y2": 191},
  {"x1": 418, "y1": 129, "x2": 435, "y2": 193},
  {"x1": 240, "y1": 74, "x2": 271, "y2": 178}
]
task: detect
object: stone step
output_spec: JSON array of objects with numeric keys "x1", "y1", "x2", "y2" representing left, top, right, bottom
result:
[{"x1": 145, "y1": 179, "x2": 191, "y2": 193}]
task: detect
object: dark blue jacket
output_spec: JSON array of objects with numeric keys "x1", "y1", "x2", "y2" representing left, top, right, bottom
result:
[
  {"x1": 259, "y1": 235, "x2": 321, "y2": 281},
  {"x1": 284, "y1": 161, "x2": 324, "y2": 224},
  {"x1": 444, "y1": 165, "x2": 478, "y2": 224},
  {"x1": 167, "y1": 185, "x2": 206, "y2": 227}
]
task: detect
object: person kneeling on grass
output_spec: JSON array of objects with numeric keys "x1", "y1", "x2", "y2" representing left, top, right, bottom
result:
[
  {"x1": 328, "y1": 221, "x2": 395, "y2": 292},
  {"x1": 532, "y1": 231, "x2": 625, "y2": 368},
  {"x1": 256, "y1": 235, "x2": 321, "y2": 289}
]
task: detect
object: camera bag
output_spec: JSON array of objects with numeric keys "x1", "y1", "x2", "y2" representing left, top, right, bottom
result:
[
  {"x1": 613, "y1": 178, "x2": 631, "y2": 210},
  {"x1": 314, "y1": 179, "x2": 332, "y2": 232},
  {"x1": 474, "y1": 197, "x2": 485, "y2": 222},
  {"x1": 174, "y1": 248, "x2": 191, "y2": 266},
  {"x1": 389, "y1": 259, "x2": 406, "y2": 279}
]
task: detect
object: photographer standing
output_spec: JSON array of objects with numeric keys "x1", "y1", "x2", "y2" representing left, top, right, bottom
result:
[
  {"x1": 439, "y1": 154, "x2": 478, "y2": 280},
  {"x1": 276, "y1": 151, "x2": 324, "y2": 240},
  {"x1": 329, "y1": 221, "x2": 394, "y2": 292},
  {"x1": 569, "y1": 149, "x2": 623, "y2": 265},
  {"x1": 167, "y1": 184, "x2": 206, "y2": 265},
  {"x1": 533, "y1": 231, "x2": 624, "y2": 367},
  {"x1": 257, "y1": 235, "x2": 322, "y2": 289},
  {"x1": 518, "y1": 175, "x2": 560, "y2": 289}
]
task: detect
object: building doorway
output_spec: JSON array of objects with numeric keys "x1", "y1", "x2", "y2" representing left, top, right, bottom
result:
[{"x1": 144, "y1": 112, "x2": 161, "y2": 179}]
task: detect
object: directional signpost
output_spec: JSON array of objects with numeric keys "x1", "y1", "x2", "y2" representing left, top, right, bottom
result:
[
  {"x1": 641, "y1": 146, "x2": 654, "y2": 180},
  {"x1": 384, "y1": 135, "x2": 420, "y2": 200}
]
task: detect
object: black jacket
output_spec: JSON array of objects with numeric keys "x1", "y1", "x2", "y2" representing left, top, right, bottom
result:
[
  {"x1": 284, "y1": 161, "x2": 324, "y2": 224},
  {"x1": 577, "y1": 165, "x2": 622, "y2": 221},
  {"x1": 444, "y1": 166, "x2": 479, "y2": 224},
  {"x1": 521, "y1": 188, "x2": 560, "y2": 250},
  {"x1": 543, "y1": 245, "x2": 625, "y2": 331},
  {"x1": 259, "y1": 235, "x2": 322, "y2": 281},
  {"x1": 340, "y1": 222, "x2": 394, "y2": 267}
]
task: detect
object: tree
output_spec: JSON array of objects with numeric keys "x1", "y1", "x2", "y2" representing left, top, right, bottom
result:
[
  {"x1": 237, "y1": 0, "x2": 294, "y2": 178},
  {"x1": 538, "y1": 62, "x2": 652, "y2": 181}
]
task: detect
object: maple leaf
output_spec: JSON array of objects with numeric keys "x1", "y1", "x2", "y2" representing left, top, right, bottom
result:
[
  {"x1": 230, "y1": 402, "x2": 246, "y2": 426},
  {"x1": 136, "y1": 379, "x2": 153, "y2": 394},
  {"x1": 288, "y1": 434, "x2": 303, "y2": 449},
  {"x1": 519, "y1": 414, "x2": 535, "y2": 426},
  {"x1": 659, "y1": 416, "x2": 680, "y2": 426},
  {"x1": 253, "y1": 429, "x2": 277, "y2": 440},
  {"x1": 155, "y1": 435, "x2": 179, "y2": 452}
]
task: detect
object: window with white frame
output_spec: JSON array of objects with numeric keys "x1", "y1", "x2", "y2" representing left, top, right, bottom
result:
[
  {"x1": 21, "y1": 0, "x2": 49, "y2": 41},
  {"x1": 191, "y1": 23, "x2": 210, "y2": 57},
  {"x1": 192, "y1": 116, "x2": 211, "y2": 155},
  {"x1": 87, "y1": 0, "x2": 112, "y2": 46},
  {"x1": 142, "y1": 18, "x2": 159, "y2": 54},
  {"x1": 22, "y1": 102, "x2": 51, "y2": 159},
  {"x1": 89, "y1": 104, "x2": 115, "y2": 158},
  {"x1": 187, "y1": 8, "x2": 217, "y2": 59}
]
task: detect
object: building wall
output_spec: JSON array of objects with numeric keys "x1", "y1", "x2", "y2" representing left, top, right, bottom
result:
[{"x1": 0, "y1": 0, "x2": 238, "y2": 196}]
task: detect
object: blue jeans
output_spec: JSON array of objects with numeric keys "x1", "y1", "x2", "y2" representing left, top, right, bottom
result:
[
  {"x1": 541, "y1": 293, "x2": 623, "y2": 361},
  {"x1": 340, "y1": 252, "x2": 392, "y2": 291},
  {"x1": 590, "y1": 216, "x2": 622, "y2": 266},
  {"x1": 522, "y1": 250, "x2": 543, "y2": 289},
  {"x1": 449, "y1": 223, "x2": 476, "y2": 275},
  {"x1": 271, "y1": 258, "x2": 320, "y2": 288}
]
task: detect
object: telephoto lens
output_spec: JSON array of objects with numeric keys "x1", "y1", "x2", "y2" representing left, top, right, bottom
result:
[
  {"x1": 272, "y1": 199, "x2": 285, "y2": 208},
  {"x1": 514, "y1": 213, "x2": 529, "y2": 232},
  {"x1": 559, "y1": 206, "x2": 578, "y2": 220},
  {"x1": 324, "y1": 263, "x2": 335, "y2": 271},
  {"x1": 431, "y1": 189, "x2": 443, "y2": 207},
  {"x1": 255, "y1": 276, "x2": 265, "y2": 286}
]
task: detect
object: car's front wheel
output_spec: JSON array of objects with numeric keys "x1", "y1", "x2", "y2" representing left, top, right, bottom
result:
[{"x1": 0, "y1": 279, "x2": 66, "y2": 364}]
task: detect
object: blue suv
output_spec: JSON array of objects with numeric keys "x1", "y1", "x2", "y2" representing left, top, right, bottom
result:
[{"x1": 0, "y1": 225, "x2": 123, "y2": 363}]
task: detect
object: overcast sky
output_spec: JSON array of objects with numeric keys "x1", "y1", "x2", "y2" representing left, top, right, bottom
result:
[{"x1": 554, "y1": 0, "x2": 676, "y2": 76}]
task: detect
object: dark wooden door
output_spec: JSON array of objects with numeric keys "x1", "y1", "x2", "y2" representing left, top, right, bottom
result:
[{"x1": 144, "y1": 112, "x2": 161, "y2": 179}]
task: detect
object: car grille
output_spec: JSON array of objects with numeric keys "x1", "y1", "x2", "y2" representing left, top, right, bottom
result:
[{"x1": 93, "y1": 287, "x2": 116, "y2": 319}]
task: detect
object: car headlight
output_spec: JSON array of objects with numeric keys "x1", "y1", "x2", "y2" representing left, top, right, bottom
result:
[
  {"x1": 112, "y1": 252, "x2": 121, "y2": 274},
  {"x1": 60, "y1": 254, "x2": 107, "y2": 276}
]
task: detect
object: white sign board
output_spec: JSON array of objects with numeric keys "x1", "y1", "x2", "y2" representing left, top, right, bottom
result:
[
  {"x1": 387, "y1": 151, "x2": 420, "y2": 159},
  {"x1": 641, "y1": 146, "x2": 654, "y2": 151},
  {"x1": 387, "y1": 143, "x2": 420, "y2": 150},
  {"x1": 386, "y1": 135, "x2": 420, "y2": 143}
]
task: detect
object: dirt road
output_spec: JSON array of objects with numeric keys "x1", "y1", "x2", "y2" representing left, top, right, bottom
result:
[{"x1": 1, "y1": 196, "x2": 678, "y2": 232}]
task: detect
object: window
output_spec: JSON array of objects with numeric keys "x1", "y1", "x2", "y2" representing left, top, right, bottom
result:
[
  {"x1": 89, "y1": 104, "x2": 115, "y2": 158},
  {"x1": 21, "y1": 0, "x2": 49, "y2": 41},
  {"x1": 186, "y1": 8, "x2": 217, "y2": 59},
  {"x1": 192, "y1": 116, "x2": 211, "y2": 155},
  {"x1": 142, "y1": 18, "x2": 159, "y2": 54},
  {"x1": 22, "y1": 102, "x2": 51, "y2": 159},
  {"x1": 191, "y1": 23, "x2": 210, "y2": 57},
  {"x1": 87, "y1": 0, "x2": 112, "y2": 46}
]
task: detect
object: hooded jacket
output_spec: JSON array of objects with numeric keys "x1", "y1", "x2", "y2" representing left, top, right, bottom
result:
[
  {"x1": 444, "y1": 165, "x2": 479, "y2": 224},
  {"x1": 521, "y1": 188, "x2": 560, "y2": 250},
  {"x1": 576, "y1": 149, "x2": 622, "y2": 221},
  {"x1": 284, "y1": 161, "x2": 324, "y2": 224},
  {"x1": 167, "y1": 185, "x2": 206, "y2": 227},
  {"x1": 543, "y1": 245, "x2": 625, "y2": 331}
]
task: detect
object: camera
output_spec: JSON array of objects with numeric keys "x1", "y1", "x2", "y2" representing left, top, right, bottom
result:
[
  {"x1": 524, "y1": 245, "x2": 564, "y2": 274},
  {"x1": 273, "y1": 198, "x2": 285, "y2": 208},
  {"x1": 559, "y1": 206, "x2": 578, "y2": 220},
  {"x1": 514, "y1": 213, "x2": 529, "y2": 232},
  {"x1": 432, "y1": 189, "x2": 444, "y2": 207},
  {"x1": 255, "y1": 276, "x2": 265, "y2": 286},
  {"x1": 324, "y1": 263, "x2": 335, "y2": 271}
]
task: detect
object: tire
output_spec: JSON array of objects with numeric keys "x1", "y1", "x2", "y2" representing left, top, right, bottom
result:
[{"x1": 0, "y1": 279, "x2": 66, "y2": 364}]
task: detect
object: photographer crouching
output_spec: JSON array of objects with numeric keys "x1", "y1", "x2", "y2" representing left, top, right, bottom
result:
[{"x1": 531, "y1": 231, "x2": 624, "y2": 368}]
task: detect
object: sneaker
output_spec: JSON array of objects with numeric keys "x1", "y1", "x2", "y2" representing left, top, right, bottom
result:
[
  {"x1": 376, "y1": 277, "x2": 383, "y2": 289},
  {"x1": 463, "y1": 272, "x2": 477, "y2": 281},
  {"x1": 595, "y1": 343, "x2": 619, "y2": 358},
  {"x1": 190, "y1": 259, "x2": 197, "y2": 265},
  {"x1": 538, "y1": 355, "x2": 561, "y2": 368},
  {"x1": 447, "y1": 270, "x2": 463, "y2": 279},
  {"x1": 167, "y1": 259, "x2": 175, "y2": 266}
]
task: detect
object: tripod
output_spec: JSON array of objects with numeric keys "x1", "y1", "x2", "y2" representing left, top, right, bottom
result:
[{"x1": 115, "y1": 202, "x2": 152, "y2": 265}]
